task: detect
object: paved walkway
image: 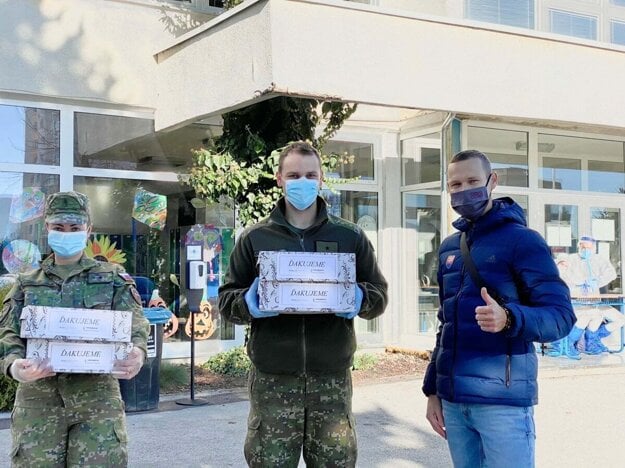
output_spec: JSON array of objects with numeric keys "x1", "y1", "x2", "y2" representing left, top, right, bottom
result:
[{"x1": 0, "y1": 354, "x2": 624, "y2": 467}]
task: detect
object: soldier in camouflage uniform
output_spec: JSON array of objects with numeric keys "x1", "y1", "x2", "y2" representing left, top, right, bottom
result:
[
  {"x1": 0, "y1": 191, "x2": 149, "y2": 467},
  {"x1": 219, "y1": 142, "x2": 388, "y2": 467}
]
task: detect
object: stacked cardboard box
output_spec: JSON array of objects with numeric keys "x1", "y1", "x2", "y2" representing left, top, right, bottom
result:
[
  {"x1": 20, "y1": 305, "x2": 132, "y2": 373},
  {"x1": 258, "y1": 251, "x2": 356, "y2": 314}
]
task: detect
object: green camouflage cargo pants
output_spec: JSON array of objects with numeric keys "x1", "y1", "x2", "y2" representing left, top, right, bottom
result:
[
  {"x1": 244, "y1": 367, "x2": 357, "y2": 468},
  {"x1": 10, "y1": 376, "x2": 128, "y2": 467}
]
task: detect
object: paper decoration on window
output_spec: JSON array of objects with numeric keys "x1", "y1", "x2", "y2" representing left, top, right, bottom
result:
[
  {"x1": 132, "y1": 189, "x2": 167, "y2": 230},
  {"x1": 591, "y1": 218, "x2": 615, "y2": 242},
  {"x1": 9, "y1": 187, "x2": 45, "y2": 223},
  {"x1": 546, "y1": 223, "x2": 572, "y2": 247},
  {"x1": 2, "y1": 240, "x2": 41, "y2": 274},
  {"x1": 85, "y1": 235, "x2": 127, "y2": 265}
]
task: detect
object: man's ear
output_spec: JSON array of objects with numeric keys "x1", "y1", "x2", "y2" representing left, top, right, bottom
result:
[
  {"x1": 489, "y1": 171, "x2": 498, "y2": 191},
  {"x1": 87, "y1": 225, "x2": 93, "y2": 237},
  {"x1": 276, "y1": 171, "x2": 284, "y2": 188}
]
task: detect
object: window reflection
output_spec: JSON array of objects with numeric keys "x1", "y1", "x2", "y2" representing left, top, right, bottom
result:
[
  {"x1": 0, "y1": 105, "x2": 60, "y2": 165},
  {"x1": 401, "y1": 132, "x2": 441, "y2": 186},
  {"x1": 322, "y1": 188, "x2": 380, "y2": 334},
  {"x1": 544, "y1": 204, "x2": 579, "y2": 258},
  {"x1": 539, "y1": 134, "x2": 625, "y2": 193},
  {"x1": 403, "y1": 192, "x2": 441, "y2": 335},
  {"x1": 322, "y1": 140, "x2": 374, "y2": 181},
  {"x1": 467, "y1": 126, "x2": 529, "y2": 187},
  {"x1": 0, "y1": 172, "x2": 60, "y2": 275},
  {"x1": 591, "y1": 207, "x2": 622, "y2": 294},
  {"x1": 74, "y1": 176, "x2": 234, "y2": 341},
  {"x1": 74, "y1": 112, "x2": 217, "y2": 172}
]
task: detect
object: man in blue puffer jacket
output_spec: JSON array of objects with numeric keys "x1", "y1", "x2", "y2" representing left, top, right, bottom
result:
[{"x1": 422, "y1": 150, "x2": 575, "y2": 468}]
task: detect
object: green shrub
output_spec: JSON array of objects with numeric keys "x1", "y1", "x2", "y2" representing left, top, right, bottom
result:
[
  {"x1": 352, "y1": 353, "x2": 379, "y2": 371},
  {"x1": 159, "y1": 362, "x2": 189, "y2": 393},
  {"x1": 0, "y1": 279, "x2": 18, "y2": 411},
  {"x1": 202, "y1": 346, "x2": 251, "y2": 377}
]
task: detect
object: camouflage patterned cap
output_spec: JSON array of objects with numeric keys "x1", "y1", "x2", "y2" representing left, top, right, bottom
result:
[{"x1": 45, "y1": 191, "x2": 91, "y2": 225}]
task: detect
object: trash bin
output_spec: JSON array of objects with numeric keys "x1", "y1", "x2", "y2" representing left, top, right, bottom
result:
[{"x1": 119, "y1": 307, "x2": 172, "y2": 412}]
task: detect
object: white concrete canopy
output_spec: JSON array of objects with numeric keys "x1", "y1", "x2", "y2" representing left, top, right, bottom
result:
[{"x1": 153, "y1": 0, "x2": 625, "y2": 132}]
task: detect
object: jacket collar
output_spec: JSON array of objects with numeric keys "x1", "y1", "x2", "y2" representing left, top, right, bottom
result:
[
  {"x1": 41, "y1": 253, "x2": 98, "y2": 274},
  {"x1": 452, "y1": 197, "x2": 526, "y2": 234},
  {"x1": 269, "y1": 196, "x2": 329, "y2": 232}
]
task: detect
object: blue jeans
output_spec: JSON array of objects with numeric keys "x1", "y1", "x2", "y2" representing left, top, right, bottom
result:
[{"x1": 441, "y1": 400, "x2": 535, "y2": 468}]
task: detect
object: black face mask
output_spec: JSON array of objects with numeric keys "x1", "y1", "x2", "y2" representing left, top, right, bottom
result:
[{"x1": 450, "y1": 174, "x2": 492, "y2": 221}]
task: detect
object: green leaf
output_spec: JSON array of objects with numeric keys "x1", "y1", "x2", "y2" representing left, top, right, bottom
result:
[
  {"x1": 169, "y1": 274, "x2": 180, "y2": 287},
  {"x1": 190, "y1": 198, "x2": 206, "y2": 209}
]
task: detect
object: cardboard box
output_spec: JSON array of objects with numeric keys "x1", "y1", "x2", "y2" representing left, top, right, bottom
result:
[
  {"x1": 26, "y1": 339, "x2": 131, "y2": 374},
  {"x1": 20, "y1": 305, "x2": 132, "y2": 342},
  {"x1": 259, "y1": 280, "x2": 357, "y2": 313},
  {"x1": 258, "y1": 251, "x2": 356, "y2": 283}
]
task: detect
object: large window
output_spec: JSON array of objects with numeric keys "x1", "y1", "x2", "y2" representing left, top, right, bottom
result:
[
  {"x1": 467, "y1": 126, "x2": 529, "y2": 187},
  {"x1": 465, "y1": 0, "x2": 535, "y2": 29},
  {"x1": 403, "y1": 192, "x2": 441, "y2": 335},
  {"x1": 74, "y1": 176, "x2": 234, "y2": 342},
  {"x1": 611, "y1": 20, "x2": 625, "y2": 45},
  {"x1": 401, "y1": 133, "x2": 441, "y2": 186},
  {"x1": 323, "y1": 140, "x2": 375, "y2": 181},
  {"x1": 0, "y1": 105, "x2": 60, "y2": 165},
  {"x1": 550, "y1": 10, "x2": 597, "y2": 40},
  {"x1": 322, "y1": 189, "x2": 380, "y2": 334},
  {"x1": 538, "y1": 134, "x2": 625, "y2": 193},
  {"x1": 0, "y1": 172, "x2": 60, "y2": 275},
  {"x1": 74, "y1": 112, "x2": 214, "y2": 172}
]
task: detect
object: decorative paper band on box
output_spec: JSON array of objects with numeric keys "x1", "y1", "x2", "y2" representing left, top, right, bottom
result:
[
  {"x1": 26, "y1": 339, "x2": 131, "y2": 374},
  {"x1": 20, "y1": 306, "x2": 132, "y2": 342},
  {"x1": 258, "y1": 251, "x2": 357, "y2": 314},
  {"x1": 259, "y1": 281, "x2": 357, "y2": 313},
  {"x1": 258, "y1": 251, "x2": 356, "y2": 283}
]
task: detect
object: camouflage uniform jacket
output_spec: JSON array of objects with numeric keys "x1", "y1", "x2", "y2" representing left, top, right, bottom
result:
[
  {"x1": 219, "y1": 197, "x2": 388, "y2": 375},
  {"x1": 0, "y1": 254, "x2": 149, "y2": 377}
]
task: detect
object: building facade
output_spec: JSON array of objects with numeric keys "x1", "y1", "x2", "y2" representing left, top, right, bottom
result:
[{"x1": 2, "y1": 0, "x2": 624, "y2": 358}]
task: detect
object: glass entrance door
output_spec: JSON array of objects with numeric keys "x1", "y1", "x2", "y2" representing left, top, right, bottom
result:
[
  {"x1": 537, "y1": 195, "x2": 624, "y2": 350},
  {"x1": 539, "y1": 196, "x2": 622, "y2": 293}
]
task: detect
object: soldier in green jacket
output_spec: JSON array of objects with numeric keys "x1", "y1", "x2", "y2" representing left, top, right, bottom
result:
[
  {"x1": 219, "y1": 141, "x2": 388, "y2": 467},
  {"x1": 0, "y1": 191, "x2": 149, "y2": 467}
]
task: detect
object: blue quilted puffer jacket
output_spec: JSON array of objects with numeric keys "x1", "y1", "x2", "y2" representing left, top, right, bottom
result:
[{"x1": 422, "y1": 197, "x2": 575, "y2": 406}]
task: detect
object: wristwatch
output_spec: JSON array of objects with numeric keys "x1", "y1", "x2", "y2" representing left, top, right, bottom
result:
[{"x1": 502, "y1": 306, "x2": 514, "y2": 332}]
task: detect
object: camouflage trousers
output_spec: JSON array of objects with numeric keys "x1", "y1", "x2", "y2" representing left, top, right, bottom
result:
[
  {"x1": 10, "y1": 375, "x2": 128, "y2": 467},
  {"x1": 244, "y1": 367, "x2": 357, "y2": 468}
]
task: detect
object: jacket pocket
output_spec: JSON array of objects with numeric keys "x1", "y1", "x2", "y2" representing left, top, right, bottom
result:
[
  {"x1": 83, "y1": 284, "x2": 114, "y2": 309},
  {"x1": 24, "y1": 286, "x2": 60, "y2": 306}
]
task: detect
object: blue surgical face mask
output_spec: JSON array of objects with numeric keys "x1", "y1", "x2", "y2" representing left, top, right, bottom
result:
[
  {"x1": 48, "y1": 230, "x2": 88, "y2": 258},
  {"x1": 285, "y1": 177, "x2": 319, "y2": 211},
  {"x1": 450, "y1": 174, "x2": 492, "y2": 221},
  {"x1": 579, "y1": 248, "x2": 592, "y2": 260}
]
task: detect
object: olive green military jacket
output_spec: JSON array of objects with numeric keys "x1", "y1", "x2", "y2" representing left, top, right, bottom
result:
[{"x1": 0, "y1": 254, "x2": 149, "y2": 376}]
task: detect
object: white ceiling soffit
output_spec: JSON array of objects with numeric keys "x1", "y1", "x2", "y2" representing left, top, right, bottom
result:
[{"x1": 153, "y1": 0, "x2": 625, "y2": 133}]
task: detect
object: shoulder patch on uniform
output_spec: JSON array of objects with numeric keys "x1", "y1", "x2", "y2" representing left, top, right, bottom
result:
[{"x1": 130, "y1": 286, "x2": 143, "y2": 306}]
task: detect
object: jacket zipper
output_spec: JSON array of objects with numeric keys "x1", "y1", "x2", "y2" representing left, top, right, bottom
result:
[
  {"x1": 302, "y1": 318, "x2": 307, "y2": 375},
  {"x1": 505, "y1": 341, "x2": 512, "y2": 388},
  {"x1": 299, "y1": 232, "x2": 307, "y2": 374},
  {"x1": 450, "y1": 265, "x2": 465, "y2": 401}
]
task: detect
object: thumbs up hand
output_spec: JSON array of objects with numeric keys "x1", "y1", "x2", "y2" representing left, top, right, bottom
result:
[{"x1": 474, "y1": 287, "x2": 508, "y2": 333}]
